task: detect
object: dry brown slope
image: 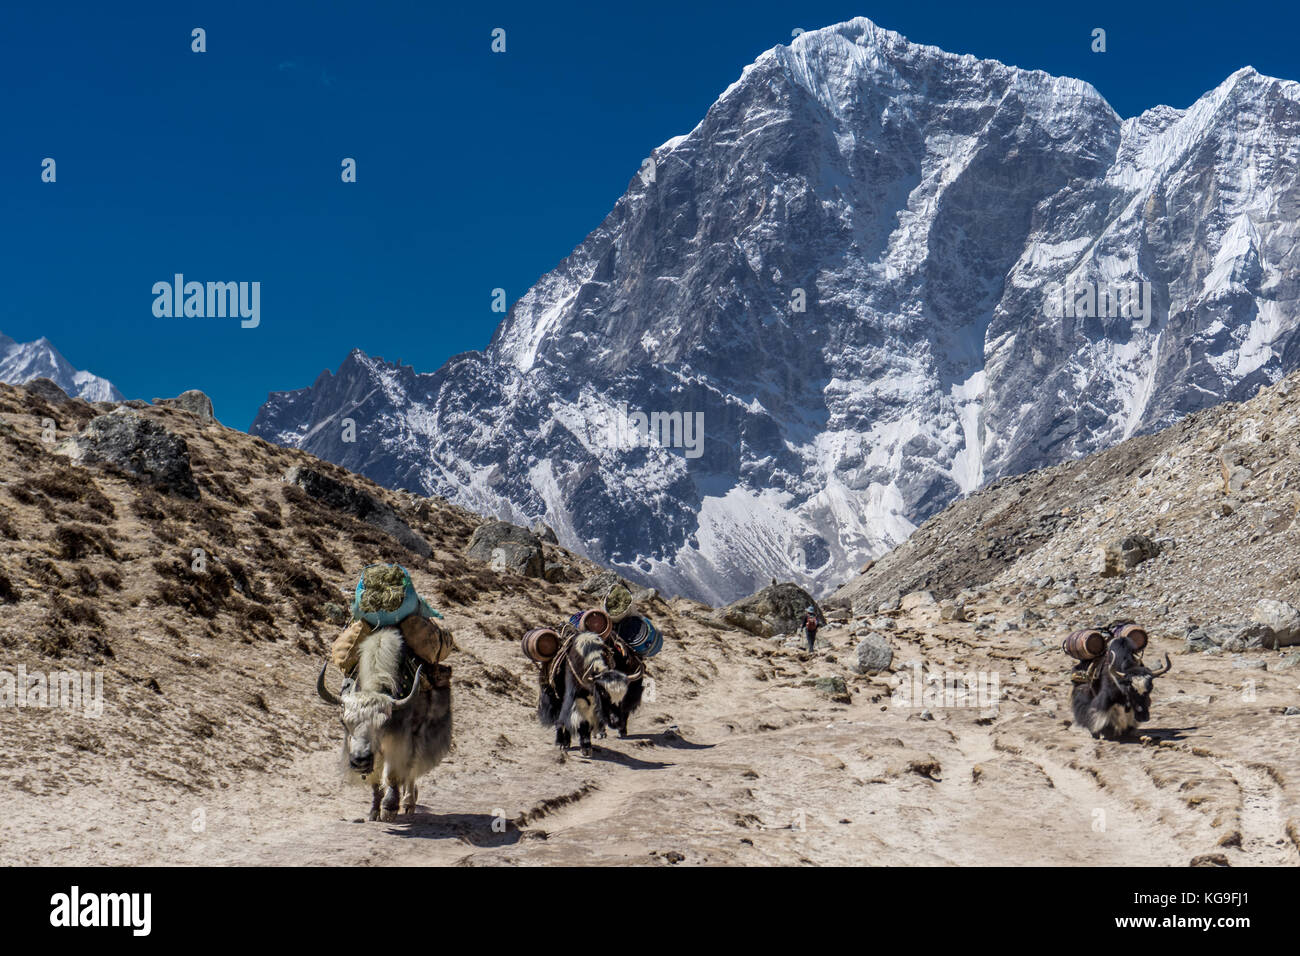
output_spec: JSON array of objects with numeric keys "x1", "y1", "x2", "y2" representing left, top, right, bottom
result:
[{"x1": 1, "y1": 382, "x2": 1296, "y2": 866}]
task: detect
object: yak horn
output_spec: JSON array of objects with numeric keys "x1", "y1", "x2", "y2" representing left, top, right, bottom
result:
[
  {"x1": 390, "y1": 665, "x2": 424, "y2": 712},
  {"x1": 316, "y1": 663, "x2": 341, "y2": 706},
  {"x1": 1149, "y1": 654, "x2": 1172, "y2": 677}
]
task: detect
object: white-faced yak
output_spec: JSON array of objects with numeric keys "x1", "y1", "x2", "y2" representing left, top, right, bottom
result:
[
  {"x1": 538, "y1": 629, "x2": 639, "y2": 756},
  {"x1": 316, "y1": 626, "x2": 452, "y2": 820}
]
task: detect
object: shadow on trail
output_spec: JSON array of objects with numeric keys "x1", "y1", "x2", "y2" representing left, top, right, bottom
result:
[
  {"x1": 619, "y1": 730, "x2": 715, "y2": 751},
  {"x1": 573, "y1": 746, "x2": 672, "y2": 770},
  {"x1": 1112, "y1": 725, "x2": 1197, "y2": 745},
  {"x1": 383, "y1": 810, "x2": 523, "y2": 847}
]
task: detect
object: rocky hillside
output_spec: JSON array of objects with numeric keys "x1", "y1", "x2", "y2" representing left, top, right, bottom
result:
[
  {"x1": 253, "y1": 16, "x2": 1300, "y2": 606},
  {"x1": 832, "y1": 368, "x2": 1300, "y2": 655},
  {"x1": 3, "y1": 378, "x2": 1297, "y2": 866}
]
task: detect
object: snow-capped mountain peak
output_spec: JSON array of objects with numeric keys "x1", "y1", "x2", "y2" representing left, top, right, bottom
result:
[
  {"x1": 0, "y1": 332, "x2": 124, "y2": 403},
  {"x1": 252, "y1": 17, "x2": 1300, "y2": 604}
]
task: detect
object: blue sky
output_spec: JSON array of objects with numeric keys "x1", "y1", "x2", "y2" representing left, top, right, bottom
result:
[{"x1": 4, "y1": 0, "x2": 1298, "y2": 429}]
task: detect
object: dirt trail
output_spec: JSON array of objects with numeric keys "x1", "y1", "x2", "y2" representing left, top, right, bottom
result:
[{"x1": 8, "y1": 596, "x2": 1297, "y2": 867}]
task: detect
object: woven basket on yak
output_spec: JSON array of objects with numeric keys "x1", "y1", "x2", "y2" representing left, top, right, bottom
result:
[
  {"x1": 603, "y1": 584, "x2": 633, "y2": 622},
  {"x1": 352, "y1": 564, "x2": 419, "y2": 627}
]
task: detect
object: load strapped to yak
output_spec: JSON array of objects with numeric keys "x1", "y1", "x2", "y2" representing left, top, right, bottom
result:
[
  {"x1": 522, "y1": 583, "x2": 662, "y2": 676},
  {"x1": 1062, "y1": 618, "x2": 1148, "y2": 684},
  {"x1": 330, "y1": 564, "x2": 454, "y2": 694}
]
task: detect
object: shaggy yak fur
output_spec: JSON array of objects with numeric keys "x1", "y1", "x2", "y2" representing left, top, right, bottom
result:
[
  {"x1": 538, "y1": 630, "x2": 643, "y2": 756},
  {"x1": 317, "y1": 626, "x2": 452, "y2": 820},
  {"x1": 1070, "y1": 636, "x2": 1170, "y2": 740}
]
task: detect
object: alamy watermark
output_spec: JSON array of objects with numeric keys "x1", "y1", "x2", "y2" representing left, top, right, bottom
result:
[
  {"x1": 152, "y1": 274, "x2": 260, "y2": 328},
  {"x1": 890, "y1": 662, "x2": 1001, "y2": 710},
  {"x1": 1043, "y1": 279, "x2": 1152, "y2": 329},
  {"x1": 1, "y1": 665, "x2": 104, "y2": 718},
  {"x1": 597, "y1": 403, "x2": 704, "y2": 459}
]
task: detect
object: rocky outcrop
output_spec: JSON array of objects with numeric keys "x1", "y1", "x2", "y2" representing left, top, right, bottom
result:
[
  {"x1": 283, "y1": 465, "x2": 431, "y2": 557},
  {"x1": 22, "y1": 377, "x2": 75, "y2": 405},
  {"x1": 718, "y1": 582, "x2": 821, "y2": 638},
  {"x1": 56, "y1": 408, "x2": 199, "y2": 499},
  {"x1": 153, "y1": 389, "x2": 218, "y2": 425},
  {"x1": 1251, "y1": 600, "x2": 1300, "y2": 648},
  {"x1": 465, "y1": 520, "x2": 544, "y2": 578}
]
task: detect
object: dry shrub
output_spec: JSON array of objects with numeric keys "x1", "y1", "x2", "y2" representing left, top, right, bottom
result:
[
  {"x1": 25, "y1": 471, "x2": 116, "y2": 519},
  {"x1": 53, "y1": 523, "x2": 119, "y2": 561},
  {"x1": 152, "y1": 557, "x2": 235, "y2": 619}
]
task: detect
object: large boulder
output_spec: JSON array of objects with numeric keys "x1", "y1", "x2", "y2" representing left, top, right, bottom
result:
[
  {"x1": 465, "y1": 520, "x2": 544, "y2": 578},
  {"x1": 153, "y1": 389, "x2": 217, "y2": 425},
  {"x1": 1250, "y1": 599, "x2": 1300, "y2": 648},
  {"x1": 853, "y1": 633, "x2": 894, "y2": 673},
  {"x1": 719, "y1": 581, "x2": 821, "y2": 638},
  {"x1": 56, "y1": 408, "x2": 199, "y2": 498},
  {"x1": 283, "y1": 465, "x2": 431, "y2": 557}
]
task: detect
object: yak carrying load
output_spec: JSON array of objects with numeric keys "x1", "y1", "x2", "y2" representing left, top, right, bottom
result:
[
  {"x1": 524, "y1": 584, "x2": 659, "y2": 755},
  {"x1": 1062, "y1": 618, "x2": 1170, "y2": 739},
  {"x1": 315, "y1": 564, "x2": 455, "y2": 821}
]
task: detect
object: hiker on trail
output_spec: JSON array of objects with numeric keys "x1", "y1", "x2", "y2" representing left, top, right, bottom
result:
[{"x1": 803, "y1": 606, "x2": 822, "y2": 652}]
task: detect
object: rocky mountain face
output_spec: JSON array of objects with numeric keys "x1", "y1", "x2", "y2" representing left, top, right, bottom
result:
[
  {"x1": 251, "y1": 16, "x2": 1300, "y2": 605},
  {"x1": 831, "y1": 368, "x2": 1300, "y2": 658},
  {"x1": 0, "y1": 332, "x2": 123, "y2": 403}
]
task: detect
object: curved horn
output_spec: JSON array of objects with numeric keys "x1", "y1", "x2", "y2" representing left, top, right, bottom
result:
[
  {"x1": 1106, "y1": 647, "x2": 1127, "y2": 682},
  {"x1": 390, "y1": 664, "x2": 424, "y2": 712},
  {"x1": 1149, "y1": 654, "x2": 1172, "y2": 677},
  {"x1": 316, "y1": 663, "x2": 341, "y2": 706}
]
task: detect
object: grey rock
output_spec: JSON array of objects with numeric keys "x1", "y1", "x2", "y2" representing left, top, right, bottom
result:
[
  {"x1": 466, "y1": 520, "x2": 544, "y2": 578},
  {"x1": 153, "y1": 389, "x2": 217, "y2": 424},
  {"x1": 578, "y1": 569, "x2": 634, "y2": 598},
  {"x1": 1250, "y1": 599, "x2": 1300, "y2": 647},
  {"x1": 56, "y1": 408, "x2": 199, "y2": 499},
  {"x1": 1046, "y1": 589, "x2": 1080, "y2": 607},
  {"x1": 719, "y1": 581, "x2": 821, "y2": 639},
  {"x1": 543, "y1": 561, "x2": 572, "y2": 584},
  {"x1": 321, "y1": 602, "x2": 349, "y2": 626},
  {"x1": 809, "y1": 675, "x2": 851, "y2": 702},
  {"x1": 1118, "y1": 534, "x2": 1161, "y2": 569},
  {"x1": 938, "y1": 600, "x2": 968, "y2": 622},
  {"x1": 531, "y1": 522, "x2": 559, "y2": 544},
  {"x1": 283, "y1": 464, "x2": 431, "y2": 557},
  {"x1": 852, "y1": 633, "x2": 894, "y2": 674}
]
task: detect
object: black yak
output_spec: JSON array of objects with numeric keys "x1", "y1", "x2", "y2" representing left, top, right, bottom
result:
[
  {"x1": 1071, "y1": 636, "x2": 1170, "y2": 739},
  {"x1": 538, "y1": 629, "x2": 637, "y2": 756}
]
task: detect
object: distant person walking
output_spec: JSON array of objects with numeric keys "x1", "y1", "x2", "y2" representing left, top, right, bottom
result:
[{"x1": 802, "y1": 606, "x2": 822, "y2": 652}]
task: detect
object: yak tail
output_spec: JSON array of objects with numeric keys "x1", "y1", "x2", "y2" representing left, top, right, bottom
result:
[{"x1": 538, "y1": 684, "x2": 562, "y2": 726}]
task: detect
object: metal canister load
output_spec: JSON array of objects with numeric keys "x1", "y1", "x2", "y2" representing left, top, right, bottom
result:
[
  {"x1": 615, "y1": 614, "x2": 662, "y2": 658},
  {"x1": 1109, "y1": 622, "x2": 1148, "y2": 652},
  {"x1": 1062, "y1": 628, "x2": 1107, "y2": 661},
  {"x1": 570, "y1": 609, "x2": 612, "y2": 639},
  {"x1": 521, "y1": 627, "x2": 561, "y2": 663}
]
